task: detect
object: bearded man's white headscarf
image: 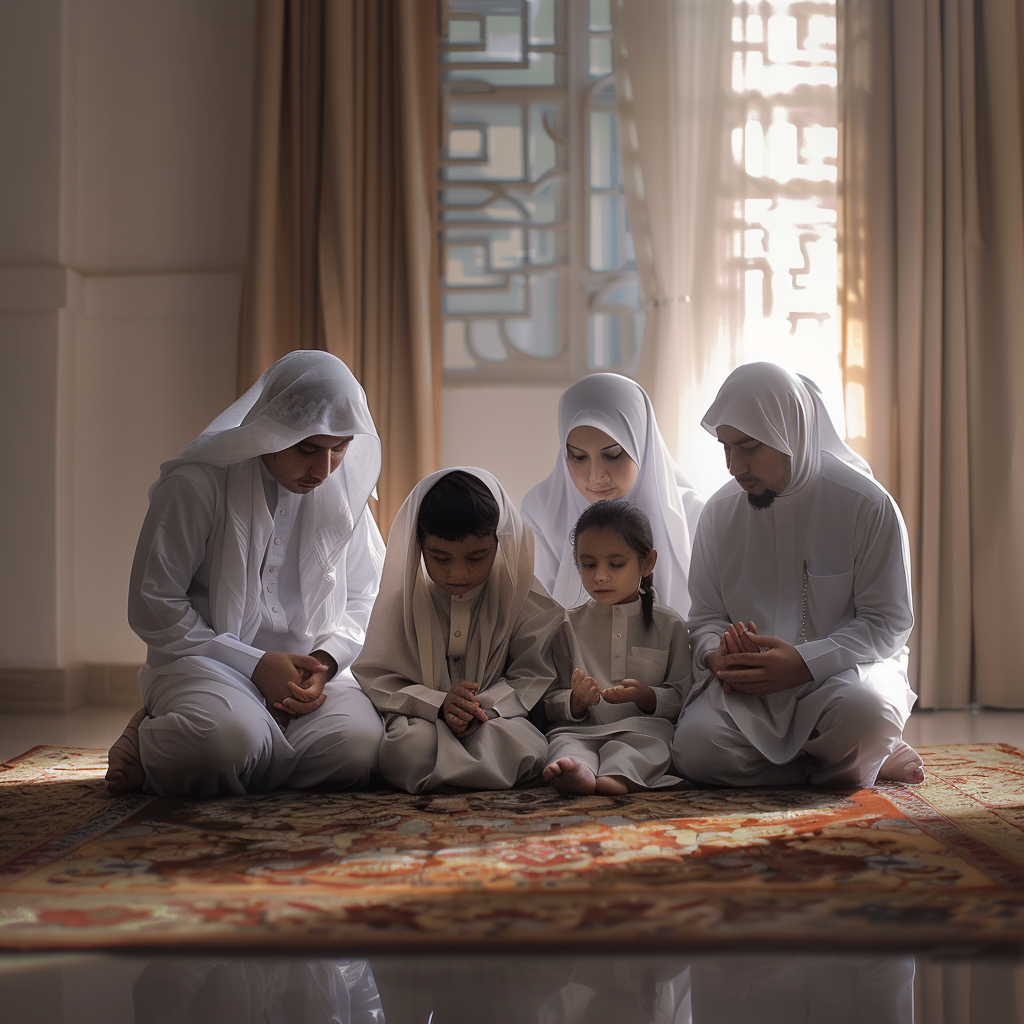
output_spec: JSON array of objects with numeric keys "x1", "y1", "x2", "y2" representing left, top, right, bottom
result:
[{"x1": 700, "y1": 362, "x2": 871, "y2": 494}]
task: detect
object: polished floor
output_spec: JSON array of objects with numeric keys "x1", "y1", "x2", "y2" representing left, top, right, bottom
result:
[
  {"x1": 2, "y1": 707, "x2": 1024, "y2": 1022},
  {"x1": 3, "y1": 951, "x2": 1023, "y2": 1023}
]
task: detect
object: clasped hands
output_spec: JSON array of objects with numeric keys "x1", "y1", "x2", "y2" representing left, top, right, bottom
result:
[
  {"x1": 442, "y1": 680, "x2": 490, "y2": 736},
  {"x1": 704, "y1": 620, "x2": 812, "y2": 695},
  {"x1": 252, "y1": 650, "x2": 336, "y2": 728},
  {"x1": 570, "y1": 667, "x2": 656, "y2": 718}
]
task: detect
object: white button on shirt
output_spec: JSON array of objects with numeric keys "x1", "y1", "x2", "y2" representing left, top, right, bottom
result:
[
  {"x1": 258, "y1": 482, "x2": 301, "y2": 635},
  {"x1": 448, "y1": 599, "x2": 472, "y2": 661},
  {"x1": 610, "y1": 605, "x2": 628, "y2": 680}
]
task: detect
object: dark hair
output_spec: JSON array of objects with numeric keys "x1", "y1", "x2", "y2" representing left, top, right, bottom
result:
[
  {"x1": 416, "y1": 470, "x2": 500, "y2": 544},
  {"x1": 571, "y1": 499, "x2": 656, "y2": 630}
]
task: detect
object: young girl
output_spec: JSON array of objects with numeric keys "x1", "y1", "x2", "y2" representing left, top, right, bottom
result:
[
  {"x1": 521, "y1": 373, "x2": 704, "y2": 618},
  {"x1": 354, "y1": 468, "x2": 568, "y2": 793},
  {"x1": 543, "y1": 499, "x2": 692, "y2": 795}
]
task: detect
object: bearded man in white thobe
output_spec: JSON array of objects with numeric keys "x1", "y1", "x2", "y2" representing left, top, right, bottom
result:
[
  {"x1": 672, "y1": 363, "x2": 924, "y2": 789},
  {"x1": 105, "y1": 351, "x2": 385, "y2": 798}
]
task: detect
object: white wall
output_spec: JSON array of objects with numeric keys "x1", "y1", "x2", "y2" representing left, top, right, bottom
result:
[
  {"x1": 0, "y1": 0, "x2": 599, "y2": 676},
  {"x1": 0, "y1": 0, "x2": 254, "y2": 670},
  {"x1": 441, "y1": 385, "x2": 563, "y2": 507}
]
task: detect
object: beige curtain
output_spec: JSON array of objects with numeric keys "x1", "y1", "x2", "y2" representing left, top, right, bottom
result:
[
  {"x1": 611, "y1": 0, "x2": 738, "y2": 499},
  {"x1": 238, "y1": 0, "x2": 442, "y2": 537},
  {"x1": 839, "y1": 0, "x2": 1024, "y2": 706}
]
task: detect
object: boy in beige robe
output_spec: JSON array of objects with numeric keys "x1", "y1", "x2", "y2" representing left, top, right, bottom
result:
[{"x1": 354, "y1": 469, "x2": 566, "y2": 793}]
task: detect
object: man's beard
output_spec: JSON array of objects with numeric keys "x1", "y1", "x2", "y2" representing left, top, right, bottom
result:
[{"x1": 748, "y1": 488, "x2": 778, "y2": 510}]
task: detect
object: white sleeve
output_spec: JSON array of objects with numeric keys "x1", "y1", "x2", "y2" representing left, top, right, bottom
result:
[
  {"x1": 651, "y1": 615, "x2": 693, "y2": 718},
  {"x1": 797, "y1": 494, "x2": 914, "y2": 682},
  {"x1": 477, "y1": 593, "x2": 567, "y2": 719},
  {"x1": 128, "y1": 472, "x2": 263, "y2": 677},
  {"x1": 313, "y1": 507, "x2": 386, "y2": 675},
  {"x1": 685, "y1": 507, "x2": 730, "y2": 698}
]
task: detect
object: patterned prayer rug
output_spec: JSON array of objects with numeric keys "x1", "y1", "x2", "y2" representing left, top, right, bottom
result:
[{"x1": 2, "y1": 743, "x2": 1024, "y2": 953}]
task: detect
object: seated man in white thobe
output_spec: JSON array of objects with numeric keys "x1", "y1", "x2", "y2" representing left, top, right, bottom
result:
[
  {"x1": 672, "y1": 363, "x2": 924, "y2": 789},
  {"x1": 105, "y1": 351, "x2": 385, "y2": 798}
]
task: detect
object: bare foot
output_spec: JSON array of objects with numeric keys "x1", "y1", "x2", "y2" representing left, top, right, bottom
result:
[
  {"x1": 878, "y1": 740, "x2": 925, "y2": 784},
  {"x1": 594, "y1": 774, "x2": 629, "y2": 795},
  {"x1": 105, "y1": 708, "x2": 147, "y2": 796},
  {"x1": 542, "y1": 756, "x2": 597, "y2": 795}
]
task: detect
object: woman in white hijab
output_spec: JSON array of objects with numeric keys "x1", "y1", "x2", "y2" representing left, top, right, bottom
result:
[
  {"x1": 673, "y1": 362, "x2": 922, "y2": 788},
  {"x1": 354, "y1": 468, "x2": 567, "y2": 793},
  {"x1": 106, "y1": 350, "x2": 386, "y2": 798},
  {"x1": 521, "y1": 373, "x2": 704, "y2": 617}
]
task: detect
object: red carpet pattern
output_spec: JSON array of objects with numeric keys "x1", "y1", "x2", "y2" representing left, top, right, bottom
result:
[{"x1": 1, "y1": 743, "x2": 1023, "y2": 952}]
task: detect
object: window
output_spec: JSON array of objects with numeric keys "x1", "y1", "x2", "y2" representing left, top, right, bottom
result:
[
  {"x1": 437, "y1": 0, "x2": 841, "y2": 424},
  {"x1": 439, "y1": 0, "x2": 643, "y2": 383},
  {"x1": 727, "y1": 1, "x2": 842, "y2": 423}
]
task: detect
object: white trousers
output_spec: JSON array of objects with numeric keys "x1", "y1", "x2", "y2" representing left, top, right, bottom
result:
[
  {"x1": 672, "y1": 670, "x2": 911, "y2": 789},
  {"x1": 138, "y1": 658, "x2": 384, "y2": 798},
  {"x1": 545, "y1": 719, "x2": 681, "y2": 789}
]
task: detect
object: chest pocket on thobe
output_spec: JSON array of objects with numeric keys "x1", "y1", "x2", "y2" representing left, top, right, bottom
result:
[
  {"x1": 626, "y1": 647, "x2": 669, "y2": 687},
  {"x1": 805, "y1": 570, "x2": 854, "y2": 637}
]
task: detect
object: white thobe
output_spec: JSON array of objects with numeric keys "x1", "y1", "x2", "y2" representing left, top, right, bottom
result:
[
  {"x1": 362, "y1": 579, "x2": 565, "y2": 793},
  {"x1": 129, "y1": 460, "x2": 385, "y2": 797},
  {"x1": 673, "y1": 452, "x2": 916, "y2": 788},
  {"x1": 545, "y1": 599, "x2": 691, "y2": 788}
]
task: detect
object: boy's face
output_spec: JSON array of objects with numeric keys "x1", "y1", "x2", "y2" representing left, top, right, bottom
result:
[
  {"x1": 261, "y1": 434, "x2": 353, "y2": 493},
  {"x1": 421, "y1": 533, "x2": 498, "y2": 596}
]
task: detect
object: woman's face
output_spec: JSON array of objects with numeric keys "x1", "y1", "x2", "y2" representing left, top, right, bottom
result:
[{"x1": 565, "y1": 425, "x2": 639, "y2": 503}]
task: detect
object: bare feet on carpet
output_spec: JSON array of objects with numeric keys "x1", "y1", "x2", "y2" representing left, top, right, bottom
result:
[
  {"x1": 878, "y1": 740, "x2": 925, "y2": 784},
  {"x1": 542, "y1": 757, "x2": 632, "y2": 795},
  {"x1": 105, "y1": 708, "x2": 147, "y2": 796},
  {"x1": 543, "y1": 756, "x2": 596, "y2": 795}
]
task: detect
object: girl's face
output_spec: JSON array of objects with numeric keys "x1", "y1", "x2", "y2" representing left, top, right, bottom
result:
[
  {"x1": 575, "y1": 525, "x2": 657, "y2": 606},
  {"x1": 565, "y1": 425, "x2": 640, "y2": 503}
]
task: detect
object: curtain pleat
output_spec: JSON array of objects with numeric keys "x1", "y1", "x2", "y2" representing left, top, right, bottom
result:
[
  {"x1": 238, "y1": 0, "x2": 442, "y2": 537},
  {"x1": 611, "y1": 0, "x2": 737, "y2": 499},
  {"x1": 839, "y1": 0, "x2": 1024, "y2": 706}
]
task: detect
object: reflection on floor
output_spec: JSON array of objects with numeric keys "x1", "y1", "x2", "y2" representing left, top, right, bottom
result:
[
  {"x1": 2, "y1": 708, "x2": 1024, "y2": 1022},
  {"x1": 2, "y1": 952, "x2": 1022, "y2": 1023}
]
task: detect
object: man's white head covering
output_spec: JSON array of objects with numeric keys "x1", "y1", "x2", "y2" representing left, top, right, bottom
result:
[
  {"x1": 356, "y1": 468, "x2": 537, "y2": 696},
  {"x1": 521, "y1": 373, "x2": 703, "y2": 615},
  {"x1": 701, "y1": 362, "x2": 871, "y2": 494},
  {"x1": 154, "y1": 350, "x2": 381, "y2": 641}
]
